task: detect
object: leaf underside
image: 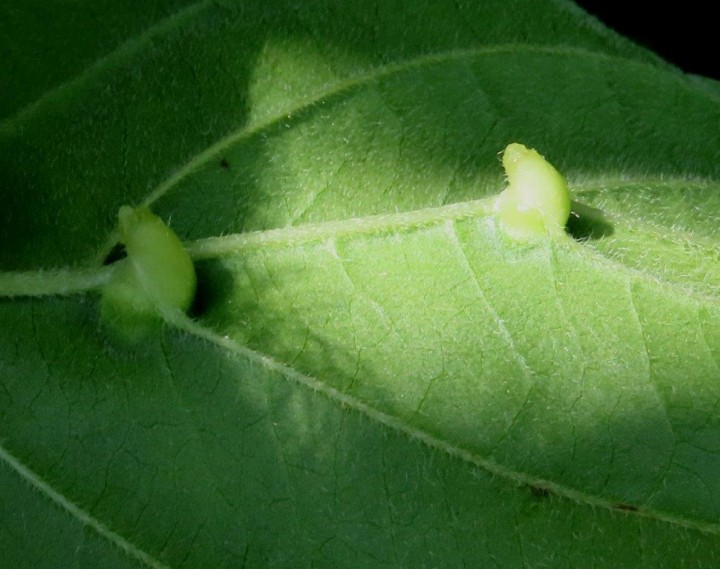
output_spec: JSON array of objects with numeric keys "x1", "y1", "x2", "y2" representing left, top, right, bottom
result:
[{"x1": 2, "y1": 1, "x2": 720, "y2": 567}]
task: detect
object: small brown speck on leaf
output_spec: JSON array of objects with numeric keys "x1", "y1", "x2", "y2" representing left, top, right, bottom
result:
[
  {"x1": 529, "y1": 485, "x2": 550, "y2": 499},
  {"x1": 613, "y1": 503, "x2": 638, "y2": 512}
]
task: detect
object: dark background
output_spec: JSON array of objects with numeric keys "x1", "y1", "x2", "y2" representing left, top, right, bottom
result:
[{"x1": 575, "y1": 2, "x2": 719, "y2": 81}]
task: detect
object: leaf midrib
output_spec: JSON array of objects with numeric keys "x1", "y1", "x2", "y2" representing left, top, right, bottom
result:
[{"x1": 3, "y1": 181, "x2": 720, "y2": 307}]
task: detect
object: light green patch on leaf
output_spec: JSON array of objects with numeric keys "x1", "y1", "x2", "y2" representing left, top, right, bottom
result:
[
  {"x1": 494, "y1": 142, "x2": 571, "y2": 238},
  {"x1": 101, "y1": 206, "x2": 196, "y2": 341}
]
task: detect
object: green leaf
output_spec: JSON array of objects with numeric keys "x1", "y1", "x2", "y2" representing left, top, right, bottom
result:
[{"x1": 2, "y1": 1, "x2": 720, "y2": 567}]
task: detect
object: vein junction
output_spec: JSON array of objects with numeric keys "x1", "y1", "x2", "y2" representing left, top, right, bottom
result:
[{"x1": 0, "y1": 197, "x2": 496, "y2": 298}]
